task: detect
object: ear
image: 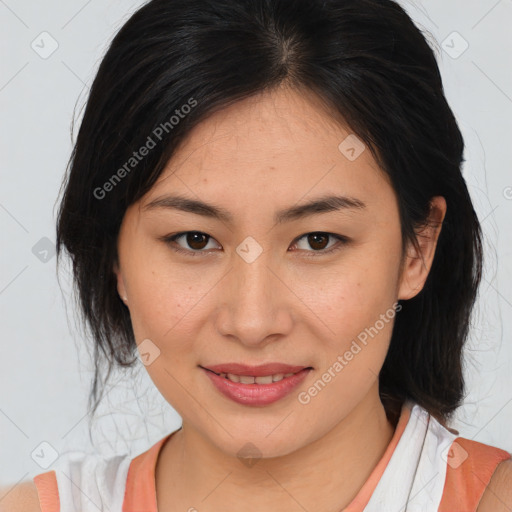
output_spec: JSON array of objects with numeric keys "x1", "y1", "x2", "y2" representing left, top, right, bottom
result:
[
  {"x1": 113, "y1": 259, "x2": 129, "y2": 304},
  {"x1": 398, "y1": 196, "x2": 447, "y2": 301}
]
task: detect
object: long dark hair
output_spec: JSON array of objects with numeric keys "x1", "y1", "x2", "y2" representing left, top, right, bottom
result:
[{"x1": 55, "y1": 0, "x2": 482, "y2": 429}]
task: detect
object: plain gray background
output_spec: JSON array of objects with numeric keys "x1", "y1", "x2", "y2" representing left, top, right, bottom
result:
[{"x1": 1, "y1": 0, "x2": 511, "y2": 486}]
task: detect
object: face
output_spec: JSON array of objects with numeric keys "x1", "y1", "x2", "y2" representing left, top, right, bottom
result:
[{"x1": 114, "y1": 84, "x2": 443, "y2": 458}]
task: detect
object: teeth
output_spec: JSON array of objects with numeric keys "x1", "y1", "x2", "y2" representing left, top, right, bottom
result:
[{"x1": 218, "y1": 372, "x2": 297, "y2": 384}]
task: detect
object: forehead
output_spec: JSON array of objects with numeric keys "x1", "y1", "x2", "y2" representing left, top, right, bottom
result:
[{"x1": 140, "y1": 86, "x2": 394, "y2": 218}]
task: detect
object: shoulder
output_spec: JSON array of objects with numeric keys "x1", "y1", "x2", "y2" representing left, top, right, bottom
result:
[
  {"x1": 0, "y1": 481, "x2": 42, "y2": 512},
  {"x1": 477, "y1": 458, "x2": 512, "y2": 512},
  {"x1": 438, "y1": 434, "x2": 511, "y2": 512},
  {"x1": 1, "y1": 450, "x2": 134, "y2": 512}
]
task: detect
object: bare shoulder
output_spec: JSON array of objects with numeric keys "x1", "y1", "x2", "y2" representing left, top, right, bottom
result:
[
  {"x1": 0, "y1": 481, "x2": 42, "y2": 512},
  {"x1": 477, "y1": 458, "x2": 512, "y2": 512}
]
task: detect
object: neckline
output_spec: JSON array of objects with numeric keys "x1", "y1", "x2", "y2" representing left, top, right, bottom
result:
[
  {"x1": 123, "y1": 401, "x2": 412, "y2": 512},
  {"x1": 122, "y1": 428, "x2": 180, "y2": 512},
  {"x1": 342, "y1": 399, "x2": 412, "y2": 511}
]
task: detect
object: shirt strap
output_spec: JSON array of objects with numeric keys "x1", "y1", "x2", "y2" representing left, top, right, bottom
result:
[
  {"x1": 438, "y1": 437, "x2": 511, "y2": 512},
  {"x1": 33, "y1": 470, "x2": 60, "y2": 512}
]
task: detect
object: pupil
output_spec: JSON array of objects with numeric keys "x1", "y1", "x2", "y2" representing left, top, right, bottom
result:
[
  {"x1": 188, "y1": 232, "x2": 207, "y2": 250},
  {"x1": 309, "y1": 233, "x2": 328, "y2": 250}
]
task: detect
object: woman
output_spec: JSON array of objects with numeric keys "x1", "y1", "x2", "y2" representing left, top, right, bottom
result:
[{"x1": 6, "y1": 0, "x2": 512, "y2": 510}]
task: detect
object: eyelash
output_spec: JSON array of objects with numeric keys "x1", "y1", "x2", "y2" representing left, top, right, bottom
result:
[{"x1": 160, "y1": 231, "x2": 349, "y2": 258}]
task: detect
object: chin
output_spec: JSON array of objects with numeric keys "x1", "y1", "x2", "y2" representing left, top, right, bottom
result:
[{"x1": 211, "y1": 428, "x2": 306, "y2": 462}]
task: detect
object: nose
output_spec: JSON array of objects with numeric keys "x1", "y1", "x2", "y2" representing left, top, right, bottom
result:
[{"x1": 215, "y1": 248, "x2": 293, "y2": 347}]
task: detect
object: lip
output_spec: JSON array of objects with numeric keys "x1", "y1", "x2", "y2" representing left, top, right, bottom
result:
[
  {"x1": 200, "y1": 363, "x2": 311, "y2": 377},
  {"x1": 201, "y1": 366, "x2": 313, "y2": 406}
]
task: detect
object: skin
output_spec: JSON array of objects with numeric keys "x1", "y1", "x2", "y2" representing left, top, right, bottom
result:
[{"x1": 113, "y1": 83, "x2": 446, "y2": 512}]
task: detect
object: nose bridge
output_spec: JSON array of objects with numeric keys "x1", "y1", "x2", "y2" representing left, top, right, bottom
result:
[
  {"x1": 235, "y1": 247, "x2": 272, "y2": 303},
  {"x1": 217, "y1": 245, "x2": 291, "y2": 345}
]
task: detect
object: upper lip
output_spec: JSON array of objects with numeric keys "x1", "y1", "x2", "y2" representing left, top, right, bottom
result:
[{"x1": 201, "y1": 363, "x2": 312, "y2": 377}]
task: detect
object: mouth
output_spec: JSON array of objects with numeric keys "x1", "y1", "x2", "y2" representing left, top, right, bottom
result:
[
  {"x1": 200, "y1": 364, "x2": 314, "y2": 406},
  {"x1": 199, "y1": 363, "x2": 314, "y2": 385}
]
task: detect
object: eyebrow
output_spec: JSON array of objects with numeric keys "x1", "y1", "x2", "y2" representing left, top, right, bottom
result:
[{"x1": 143, "y1": 193, "x2": 366, "y2": 224}]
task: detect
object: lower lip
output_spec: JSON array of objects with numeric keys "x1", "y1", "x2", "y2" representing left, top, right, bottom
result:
[{"x1": 202, "y1": 367, "x2": 312, "y2": 406}]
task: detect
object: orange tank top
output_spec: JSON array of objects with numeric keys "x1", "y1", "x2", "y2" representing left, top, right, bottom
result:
[{"x1": 33, "y1": 402, "x2": 511, "y2": 511}]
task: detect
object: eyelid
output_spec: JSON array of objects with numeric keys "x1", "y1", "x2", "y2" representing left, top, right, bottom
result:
[
  {"x1": 290, "y1": 233, "x2": 349, "y2": 257},
  {"x1": 160, "y1": 231, "x2": 349, "y2": 257},
  {"x1": 159, "y1": 231, "x2": 221, "y2": 257}
]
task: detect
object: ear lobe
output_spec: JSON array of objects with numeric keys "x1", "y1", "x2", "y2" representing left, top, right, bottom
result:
[
  {"x1": 398, "y1": 196, "x2": 447, "y2": 301},
  {"x1": 113, "y1": 261, "x2": 128, "y2": 304}
]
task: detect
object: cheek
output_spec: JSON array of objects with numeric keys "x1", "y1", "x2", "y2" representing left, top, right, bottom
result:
[
  {"x1": 299, "y1": 249, "x2": 400, "y2": 337},
  {"x1": 295, "y1": 251, "x2": 401, "y2": 400},
  {"x1": 303, "y1": 268, "x2": 399, "y2": 404},
  {"x1": 122, "y1": 247, "x2": 211, "y2": 343}
]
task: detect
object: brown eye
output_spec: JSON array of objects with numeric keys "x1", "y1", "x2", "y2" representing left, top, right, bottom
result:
[
  {"x1": 160, "y1": 231, "x2": 221, "y2": 257},
  {"x1": 162, "y1": 230, "x2": 348, "y2": 258},
  {"x1": 291, "y1": 232, "x2": 349, "y2": 257},
  {"x1": 307, "y1": 233, "x2": 330, "y2": 250},
  {"x1": 185, "y1": 232, "x2": 210, "y2": 250}
]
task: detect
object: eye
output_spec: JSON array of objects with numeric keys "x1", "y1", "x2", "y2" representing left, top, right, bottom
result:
[
  {"x1": 161, "y1": 231, "x2": 221, "y2": 256},
  {"x1": 160, "y1": 231, "x2": 349, "y2": 257},
  {"x1": 290, "y1": 232, "x2": 348, "y2": 257}
]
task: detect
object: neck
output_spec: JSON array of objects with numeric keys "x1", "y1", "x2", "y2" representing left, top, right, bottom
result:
[{"x1": 156, "y1": 384, "x2": 398, "y2": 512}]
